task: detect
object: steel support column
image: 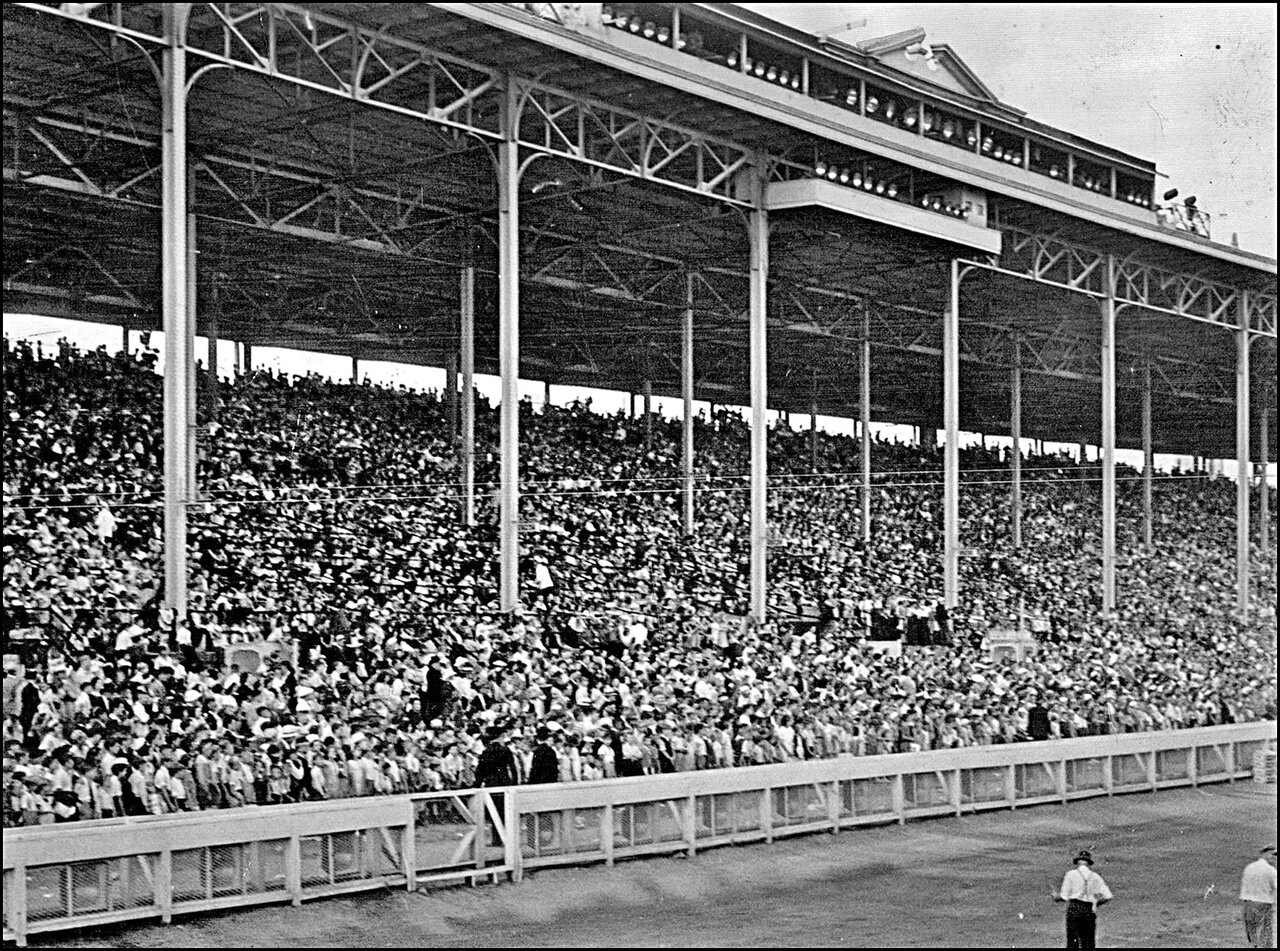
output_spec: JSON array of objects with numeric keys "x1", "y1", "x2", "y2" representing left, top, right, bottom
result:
[
  {"x1": 185, "y1": 163, "x2": 198, "y2": 504},
  {"x1": 943, "y1": 260, "x2": 961, "y2": 610},
  {"x1": 1261, "y1": 406, "x2": 1271, "y2": 558},
  {"x1": 498, "y1": 87, "x2": 520, "y2": 613},
  {"x1": 351, "y1": 355, "x2": 359, "y2": 384},
  {"x1": 161, "y1": 5, "x2": 192, "y2": 621},
  {"x1": 643, "y1": 379, "x2": 653, "y2": 449},
  {"x1": 682, "y1": 271, "x2": 695, "y2": 535},
  {"x1": 1011, "y1": 338, "x2": 1023, "y2": 549},
  {"x1": 860, "y1": 304, "x2": 872, "y2": 545},
  {"x1": 1142, "y1": 364, "x2": 1153, "y2": 550},
  {"x1": 1101, "y1": 256, "x2": 1117, "y2": 613},
  {"x1": 1236, "y1": 292, "x2": 1250, "y2": 619},
  {"x1": 207, "y1": 276, "x2": 219, "y2": 423},
  {"x1": 748, "y1": 184, "x2": 769, "y2": 623},
  {"x1": 460, "y1": 259, "x2": 476, "y2": 527},
  {"x1": 445, "y1": 351, "x2": 458, "y2": 436},
  {"x1": 242, "y1": 341, "x2": 252, "y2": 372},
  {"x1": 810, "y1": 401, "x2": 819, "y2": 473}
]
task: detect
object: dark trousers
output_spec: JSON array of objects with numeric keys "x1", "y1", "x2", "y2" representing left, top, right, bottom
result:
[
  {"x1": 1066, "y1": 900, "x2": 1096, "y2": 949},
  {"x1": 1242, "y1": 900, "x2": 1274, "y2": 948}
]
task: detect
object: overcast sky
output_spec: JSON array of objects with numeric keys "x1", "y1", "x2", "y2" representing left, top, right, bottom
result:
[{"x1": 746, "y1": 3, "x2": 1278, "y2": 257}]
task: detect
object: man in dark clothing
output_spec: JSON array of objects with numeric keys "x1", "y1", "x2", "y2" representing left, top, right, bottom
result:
[
  {"x1": 528, "y1": 729, "x2": 560, "y2": 785},
  {"x1": 475, "y1": 726, "x2": 520, "y2": 847},
  {"x1": 475, "y1": 726, "x2": 519, "y2": 788},
  {"x1": 1028, "y1": 694, "x2": 1053, "y2": 741}
]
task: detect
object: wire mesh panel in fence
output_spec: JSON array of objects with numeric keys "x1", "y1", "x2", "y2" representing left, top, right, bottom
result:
[
  {"x1": 1155, "y1": 748, "x2": 1191, "y2": 782},
  {"x1": 851, "y1": 777, "x2": 895, "y2": 817},
  {"x1": 1016, "y1": 761, "x2": 1060, "y2": 800},
  {"x1": 1195, "y1": 745, "x2": 1230, "y2": 779},
  {"x1": 903, "y1": 771, "x2": 950, "y2": 811},
  {"x1": 773, "y1": 784, "x2": 826, "y2": 828},
  {"x1": 412, "y1": 795, "x2": 482, "y2": 873},
  {"x1": 1111, "y1": 752, "x2": 1149, "y2": 788},
  {"x1": 1236, "y1": 740, "x2": 1267, "y2": 775},
  {"x1": 960, "y1": 767, "x2": 1008, "y2": 806},
  {"x1": 1066, "y1": 758, "x2": 1106, "y2": 793},
  {"x1": 297, "y1": 827, "x2": 399, "y2": 890},
  {"x1": 172, "y1": 842, "x2": 286, "y2": 903},
  {"x1": 522, "y1": 807, "x2": 605, "y2": 859},
  {"x1": 23, "y1": 853, "x2": 160, "y2": 924},
  {"x1": 705, "y1": 791, "x2": 762, "y2": 838}
]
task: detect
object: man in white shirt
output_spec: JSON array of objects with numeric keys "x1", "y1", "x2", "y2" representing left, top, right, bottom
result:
[
  {"x1": 1240, "y1": 844, "x2": 1277, "y2": 948},
  {"x1": 1056, "y1": 849, "x2": 1113, "y2": 949}
]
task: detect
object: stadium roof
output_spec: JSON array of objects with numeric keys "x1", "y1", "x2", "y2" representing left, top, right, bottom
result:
[{"x1": 2, "y1": 2, "x2": 1275, "y2": 459}]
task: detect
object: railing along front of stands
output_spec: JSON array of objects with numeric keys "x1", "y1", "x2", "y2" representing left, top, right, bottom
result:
[{"x1": 3, "y1": 723, "x2": 1274, "y2": 945}]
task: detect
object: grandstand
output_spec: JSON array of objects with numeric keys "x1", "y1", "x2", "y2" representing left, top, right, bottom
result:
[{"x1": 1, "y1": 2, "x2": 1277, "y2": 945}]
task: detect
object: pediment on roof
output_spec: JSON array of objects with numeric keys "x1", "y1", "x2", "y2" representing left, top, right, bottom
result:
[{"x1": 854, "y1": 29, "x2": 999, "y2": 104}]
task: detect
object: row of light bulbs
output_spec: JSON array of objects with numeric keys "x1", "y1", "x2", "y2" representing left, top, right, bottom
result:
[
  {"x1": 980, "y1": 137, "x2": 1023, "y2": 166},
  {"x1": 811, "y1": 161, "x2": 969, "y2": 218},
  {"x1": 601, "y1": 7, "x2": 683, "y2": 47},
  {"x1": 725, "y1": 51, "x2": 803, "y2": 90},
  {"x1": 812, "y1": 161, "x2": 899, "y2": 198}
]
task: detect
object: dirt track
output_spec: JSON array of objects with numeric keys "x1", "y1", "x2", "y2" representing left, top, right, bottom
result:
[{"x1": 40, "y1": 783, "x2": 1277, "y2": 948}]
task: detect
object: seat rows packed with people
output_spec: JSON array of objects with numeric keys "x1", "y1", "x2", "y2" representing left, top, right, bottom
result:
[{"x1": 2, "y1": 337, "x2": 1275, "y2": 826}]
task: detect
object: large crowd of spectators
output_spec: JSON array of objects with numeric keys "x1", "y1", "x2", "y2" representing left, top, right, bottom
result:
[{"x1": 3, "y1": 336, "x2": 1275, "y2": 826}]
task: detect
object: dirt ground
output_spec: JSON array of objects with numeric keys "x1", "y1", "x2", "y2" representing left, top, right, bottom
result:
[{"x1": 38, "y1": 782, "x2": 1277, "y2": 948}]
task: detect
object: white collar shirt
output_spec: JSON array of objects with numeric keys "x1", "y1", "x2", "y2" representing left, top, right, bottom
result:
[
  {"x1": 1240, "y1": 858, "x2": 1277, "y2": 904},
  {"x1": 1060, "y1": 865, "x2": 1112, "y2": 904}
]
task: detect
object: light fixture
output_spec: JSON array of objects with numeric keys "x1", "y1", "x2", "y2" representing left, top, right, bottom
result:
[
  {"x1": 790, "y1": 75, "x2": 801, "y2": 89},
  {"x1": 993, "y1": 146, "x2": 1004, "y2": 160},
  {"x1": 727, "y1": 51, "x2": 738, "y2": 68},
  {"x1": 676, "y1": 36, "x2": 686, "y2": 49},
  {"x1": 778, "y1": 69, "x2": 789, "y2": 85},
  {"x1": 642, "y1": 21, "x2": 655, "y2": 38},
  {"x1": 982, "y1": 137, "x2": 994, "y2": 153},
  {"x1": 1010, "y1": 154, "x2": 1022, "y2": 166},
  {"x1": 753, "y1": 61, "x2": 766, "y2": 77},
  {"x1": 862, "y1": 177, "x2": 873, "y2": 191},
  {"x1": 884, "y1": 100, "x2": 898, "y2": 121},
  {"x1": 657, "y1": 25, "x2": 670, "y2": 42},
  {"x1": 844, "y1": 88, "x2": 858, "y2": 106},
  {"x1": 826, "y1": 166, "x2": 839, "y2": 180},
  {"x1": 602, "y1": 5, "x2": 616, "y2": 24},
  {"x1": 766, "y1": 65, "x2": 778, "y2": 81},
  {"x1": 1080, "y1": 175, "x2": 1092, "y2": 190},
  {"x1": 931, "y1": 197, "x2": 943, "y2": 211},
  {"x1": 922, "y1": 111, "x2": 935, "y2": 133},
  {"x1": 742, "y1": 57, "x2": 753, "y2": 72},
  {"x1": 966, "y1": 129, "x2": 977, "y2": 147},
  {"x1": 886, "y1": 182, "x2": 899, "y2": 198},
  {"x1": 941, "y1": 120, "x2": 955, "y2": 140},
  {"x1": 866, "y1": 95, "x2": 879, "y2": 113},
  {"x1": 851, "y1": 171, "x2": 863, "y2": 187},
  {"x1": 921, "y1": 196, "x2": 931, "y2": 208},
  {"x1": 874, "y1": 179, "x2": 886, "y2": 194},
  {"x1": 903, "y1": 112, "x2": 917, "y2": 128},
  {"x1": 628, "y1": 15, "x2": 642, "y2": 32},
  {"x1": 839, "y1": 168, "x2": 851, "y2": 184},
  {"x1": 815, "y1": 160, "x2": 828, "y2": 177},
  {"x1": 1049, "y1": 165, "x2": 1061, "y2": 178}
]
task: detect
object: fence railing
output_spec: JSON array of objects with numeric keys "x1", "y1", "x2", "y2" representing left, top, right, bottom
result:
[{"x1": 3, "y1": 722, "x2": 1274, "y2": 945}]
